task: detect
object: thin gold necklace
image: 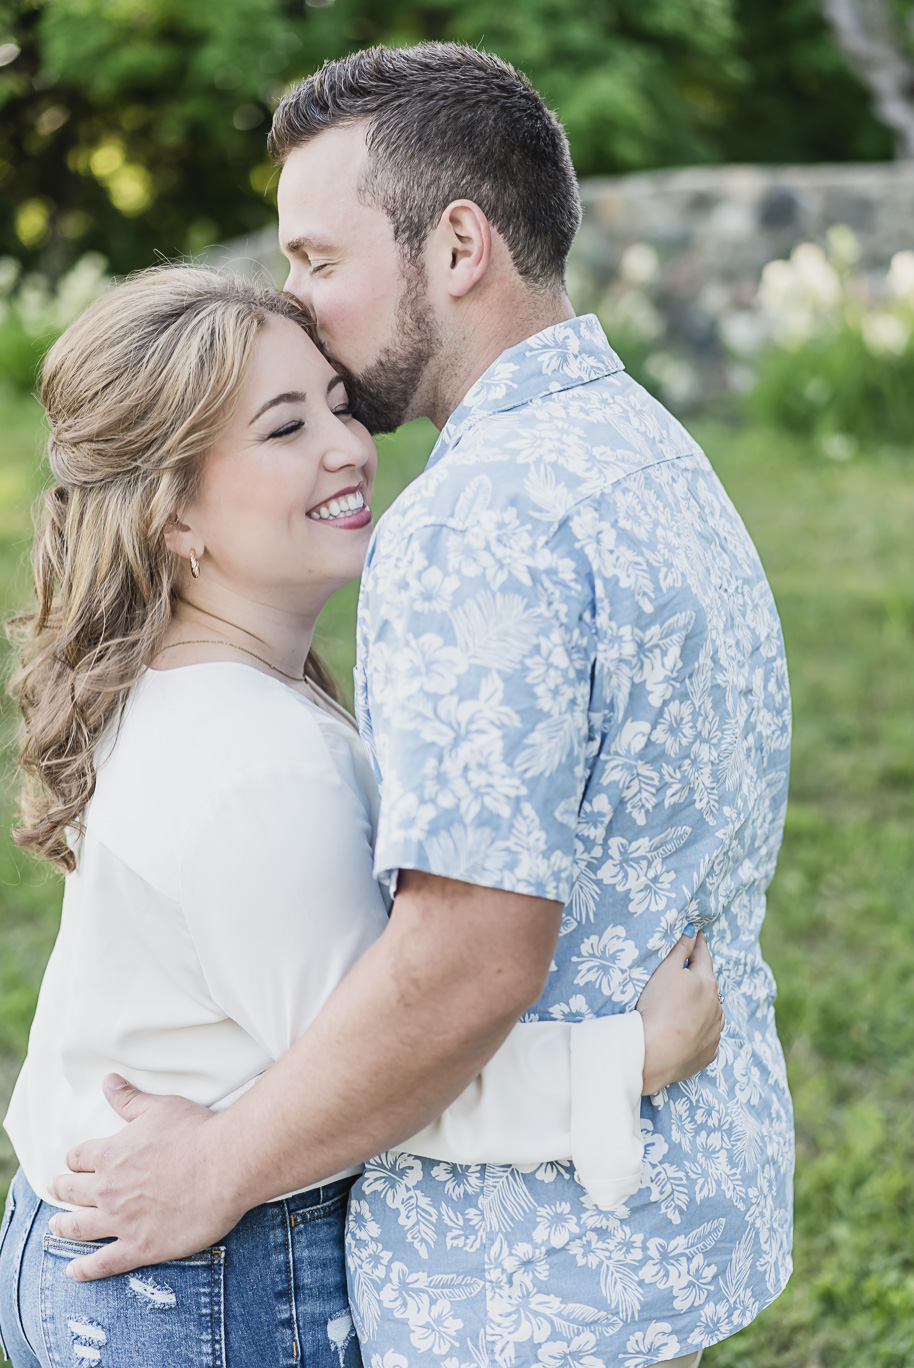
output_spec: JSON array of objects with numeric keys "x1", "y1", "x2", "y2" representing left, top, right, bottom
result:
[{"x1": 156, "y1": 638, "x2": 307, "y2": 683}]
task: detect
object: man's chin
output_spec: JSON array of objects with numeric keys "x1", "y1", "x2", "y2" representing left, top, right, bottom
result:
[
  {"x1": 348, "y1": 385, "x2": 409, "y2": 436},
  {"x1": 322, "y1": 269, "x2": 440, "y2": 434},
  {"x1": 312, "y1": 356, "x2": 404, "y2": 435}
]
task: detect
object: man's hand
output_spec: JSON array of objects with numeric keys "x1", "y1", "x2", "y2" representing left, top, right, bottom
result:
[
  {"x1": 47, "y1": 874, "x2": 562, "y2": 1283},
  {"x1": 48, "y1": 1075, "x2": 237, "y2": 1281},
  {"x1": 637, "y1": 927, "x2": 724, "y2": 1096}
]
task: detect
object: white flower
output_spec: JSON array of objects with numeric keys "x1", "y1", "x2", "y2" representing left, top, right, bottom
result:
[
  {"x1": 429, "y1": 1162, "x2": 484, "y2": 1200},
  {"x1": 644, "y1": 352, "x2": 698, "y2": 407},
  {"x1": 532, "y1": 1203, "x2": 580, "y2": 1248},
  {"x1": 622, "y1": 1322, "x2": 681, "y2": 1368},
  {"x1": 410, "y1": 564, "x2": 462, "y2": 613},
  {"x1": 790, "y1": 242, "x2": 842, "y2": 307},
  {"x1": 572, "y1": 925, "x2": 640, "y2": 1002},
  {"x1": 348, "y1": 1199, "x2": 382, "y2": 1242},
  {"x1": 755, "y1": 245, "x2": 842, "y2": 347},
  {"x1": 860, "y1": 311, "x2": 910, "y2": 356},
  {"x1": 887, "y1": 249, "x2": 914, "y2": 303},
  {"x1": 410, "y1": 1299, "x2": 463, "y2": 1355},
  {"x1": 619, "y1": 242, "x2": 660, "y2": 286},
  {"x1": 536, "y1": 1333, "x2": 605, "y2": 1368},
  {"x1": 651, "y1": 699, "x2": 695, "y2": 757},
  {"x1": 826, "y1": 223, "x2": 860, "y2": 268},
  {"x1": 369, "y1": 1353, "x2": 409, "y2": 1368}
]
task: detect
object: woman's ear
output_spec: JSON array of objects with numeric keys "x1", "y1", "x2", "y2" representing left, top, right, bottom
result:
[
  {"x1": 435, "y1": 199, "x2": 492, "y2": 299},
  {"x1": 163, "y1": 516, "x2": 203, "y2": 563}
]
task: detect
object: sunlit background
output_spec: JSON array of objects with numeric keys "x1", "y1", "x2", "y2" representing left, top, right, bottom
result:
[{"x1": 1, "y1": 4, "x2": 913, "y2": 1365}]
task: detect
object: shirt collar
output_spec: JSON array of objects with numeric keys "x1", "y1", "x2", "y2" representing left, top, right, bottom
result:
[{"x1": 426, "y1": 313, "x2": 624, "y2": 471}]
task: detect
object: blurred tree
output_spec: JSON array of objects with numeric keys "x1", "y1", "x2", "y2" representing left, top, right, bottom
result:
[
  {"x1": 0, "y1": 0, "x2": 898, "y2": 280},
  {"x1": 717, "y1": 0, "x2": 895, "y2": 164},
  {"x1": 817, "y1": 0, "x2": 914, "y2": 157},
  {"x1": 0, "y1": 0, "x2": 318, "y2": 277}
]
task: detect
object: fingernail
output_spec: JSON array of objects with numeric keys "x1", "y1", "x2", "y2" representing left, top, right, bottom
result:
[
  {"x1": 105, "y1": 1073, "x2": 128, "y2": 1090},
  {"x1": 683, "y1": 922, "x2": 696, "y2": 938},
  {"x1": 47, "y1": 1216, "x2": 57, "y2": 1234},
  {"x1": 66, "y1": 1262, "x2": 78, "y2": 1279}
]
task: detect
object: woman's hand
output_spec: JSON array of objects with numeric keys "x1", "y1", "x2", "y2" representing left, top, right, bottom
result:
[{"x1": 636, "y1": 927, "x2": 724, "y2": 1096}]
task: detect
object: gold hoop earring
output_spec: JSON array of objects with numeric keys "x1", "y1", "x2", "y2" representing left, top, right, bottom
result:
[{"x1": 189, "y1": 548, "x2": 201, "y2": 579}]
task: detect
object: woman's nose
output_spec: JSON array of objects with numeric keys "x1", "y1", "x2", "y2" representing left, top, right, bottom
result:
[{"x1": 322, "y1": 422, "x2": 373, "y2": 472}]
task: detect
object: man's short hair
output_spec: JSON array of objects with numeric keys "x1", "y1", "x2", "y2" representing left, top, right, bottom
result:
[{"x1": 269, "y1": 42, "x2": 581, "y2": 291}]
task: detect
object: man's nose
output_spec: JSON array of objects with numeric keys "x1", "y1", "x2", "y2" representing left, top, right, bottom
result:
[{"x1": 284, "y1": 265, "x2": 311, "y2": 312}]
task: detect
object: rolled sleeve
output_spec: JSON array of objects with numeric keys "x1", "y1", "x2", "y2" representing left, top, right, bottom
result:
[{"x1": 400, "y1": 1012, "x2": 645, "y2": 1211}]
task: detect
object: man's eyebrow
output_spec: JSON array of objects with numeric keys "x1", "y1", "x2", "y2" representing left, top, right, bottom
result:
[
  {"x1": 249, "y1": 391, "x2": 307, "y2": 424},
  {"x1": 283, "y1": 236, "x2": 334, "y2": 256}
]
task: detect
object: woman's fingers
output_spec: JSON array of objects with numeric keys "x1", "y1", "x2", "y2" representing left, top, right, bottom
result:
[
  {"x1": 638, "y1": 925, "x2": 725, "y2": 1094},
  {"x1": 685, "y1": 930, "x2": 714, "y2": 975},
  {"x1": 675, "y1": 922, "x2": 698, "y2": 966}
]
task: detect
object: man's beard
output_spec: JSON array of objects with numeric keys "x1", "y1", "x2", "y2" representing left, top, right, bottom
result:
[{"x1": 333, "y1": 261, "x2": 442, "y2": 435}]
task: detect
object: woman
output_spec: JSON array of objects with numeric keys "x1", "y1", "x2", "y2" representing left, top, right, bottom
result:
[{"x1": 0, "y1": 267, "x2": 721, "y2": 1368}]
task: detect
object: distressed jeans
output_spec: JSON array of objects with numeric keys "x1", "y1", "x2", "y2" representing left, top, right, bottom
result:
[{"x1": 0, "y1": 1167, "x2": 362, "y2": 1368}]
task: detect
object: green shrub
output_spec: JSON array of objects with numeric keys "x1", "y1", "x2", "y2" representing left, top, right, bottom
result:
[
  {"x1": 0, "y1": 254, "x2": 109, "y2": 394},
  {"x1": 747, "y1": 235, "x2": 914, "y2": 449}
]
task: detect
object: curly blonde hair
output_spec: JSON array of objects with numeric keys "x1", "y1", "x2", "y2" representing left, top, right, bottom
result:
[{"x1": 9, "y1": 265, "x2": 338, "y2": 871}]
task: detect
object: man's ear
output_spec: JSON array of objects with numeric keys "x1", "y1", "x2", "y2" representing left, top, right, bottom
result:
[{"x1": 434, "y1": 199, "x2": 492, "y2": 299}]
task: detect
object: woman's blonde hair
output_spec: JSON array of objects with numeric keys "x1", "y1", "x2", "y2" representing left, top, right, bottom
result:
[{"x1": 9, "y1": 264, "x2": 339, "y2": 872}]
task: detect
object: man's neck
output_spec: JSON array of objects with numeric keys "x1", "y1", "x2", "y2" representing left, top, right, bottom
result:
[{"x1": 425, "y1": 291, "x2": 576, "y2": 431}]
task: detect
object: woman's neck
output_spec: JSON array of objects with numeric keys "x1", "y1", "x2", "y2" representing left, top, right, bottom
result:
[{"x1": 160, "y1": 584, "x2": 318, "y2": 688}]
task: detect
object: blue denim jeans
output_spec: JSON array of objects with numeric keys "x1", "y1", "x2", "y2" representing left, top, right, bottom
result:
[{"x1": 0, "y1": 1168, "x2": 363, "y2": 1367}]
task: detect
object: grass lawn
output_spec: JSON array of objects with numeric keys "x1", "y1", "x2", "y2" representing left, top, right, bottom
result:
[{"x1": 0, "y1": 391, "x2": 912, "y2": 1367}]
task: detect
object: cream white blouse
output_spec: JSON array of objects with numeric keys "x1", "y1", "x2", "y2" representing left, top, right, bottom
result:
[{"x1": 4, "y1": 664, "x2": 644, "y2": 1211}]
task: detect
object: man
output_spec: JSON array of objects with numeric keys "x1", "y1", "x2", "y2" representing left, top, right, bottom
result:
[{"x1": 51, "y1": 43, "x2": 793, "y2": 1366}]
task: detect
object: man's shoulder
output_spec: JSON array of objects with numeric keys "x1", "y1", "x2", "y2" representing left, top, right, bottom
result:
[{"x1": 384, "y1": 373, "x2": 701, "y2": 530}]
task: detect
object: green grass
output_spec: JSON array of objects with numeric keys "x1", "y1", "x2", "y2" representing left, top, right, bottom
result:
[{"x1": 1, "y1": 395, "x2": 912, "y2": 1366}]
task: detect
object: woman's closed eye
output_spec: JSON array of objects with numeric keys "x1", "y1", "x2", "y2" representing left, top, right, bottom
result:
[{"x1": 267, "y1": 418, "x2": 305, "y2": 440}]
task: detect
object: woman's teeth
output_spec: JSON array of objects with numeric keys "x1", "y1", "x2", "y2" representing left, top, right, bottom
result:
[{"x1": 310, "y1": 490, "x2": 365, "y2": 521}]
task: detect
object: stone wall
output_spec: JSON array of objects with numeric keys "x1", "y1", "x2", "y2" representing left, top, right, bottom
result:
[
  {"x1": 213, "y1": 161, "x2": 914, "y2": 407},
  {"x1": 568, "y1": 162, "x2": 914, "y2": 405}
]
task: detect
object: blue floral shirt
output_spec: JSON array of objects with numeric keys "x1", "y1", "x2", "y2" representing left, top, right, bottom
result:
[{"x1": 349, "y1": 315, "x2": 794, "y2": 1368}]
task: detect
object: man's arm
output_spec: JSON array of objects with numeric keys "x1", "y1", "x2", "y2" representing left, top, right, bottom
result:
[{"x1": 50, "y1": 871, "x2": 562, "y2": 1280}]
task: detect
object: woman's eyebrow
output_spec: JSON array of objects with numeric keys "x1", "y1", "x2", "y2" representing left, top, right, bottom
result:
[{"x1": 249, "y1": 391, "x2": 307, "y2": 424}]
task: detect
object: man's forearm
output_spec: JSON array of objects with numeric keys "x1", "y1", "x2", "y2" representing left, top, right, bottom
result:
[
  {"x1": 48, "y1": 875, "x2": 562, "y2": 1281},
  {"x1": 209, "y1": 876, "x2": 561, "y2": 1217},
  {"x1": 210, "y1": 927, "x2": 512, "y2": 1211}
]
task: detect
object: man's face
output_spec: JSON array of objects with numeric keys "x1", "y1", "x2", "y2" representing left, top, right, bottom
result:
[{"x1": 278, "y1": 124, "x2": 441, "y2": 433}]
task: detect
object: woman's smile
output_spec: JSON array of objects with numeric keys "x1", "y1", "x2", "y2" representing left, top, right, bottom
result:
[{"x1": 308, "y1": 484, "x2": 371, "y2": 526}]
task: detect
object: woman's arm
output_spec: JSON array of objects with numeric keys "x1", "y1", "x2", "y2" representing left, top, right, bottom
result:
[
  {"x1": 178, "y1": 758, "x2": 390, "y2": 1072},
  {"x1": 400, "y1": 927, "x2": 721, "y2": 1210}
]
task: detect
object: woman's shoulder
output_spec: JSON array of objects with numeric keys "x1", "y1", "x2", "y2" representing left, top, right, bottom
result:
[
  {"x1": 84, "y1": 664, "x2": 372, "y2": 895},
  {"x1": 106, "y1": 664, "x2": 341, "y2": 774}
]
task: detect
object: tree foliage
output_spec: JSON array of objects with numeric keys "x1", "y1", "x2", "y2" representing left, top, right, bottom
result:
[{"x1": 0, "y1": 0, "x2": 895, "y2": 278}]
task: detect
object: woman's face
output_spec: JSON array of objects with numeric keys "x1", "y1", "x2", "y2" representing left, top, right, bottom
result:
[{"x1": 185, "y1": 315, "x2": 378, "y2": 614}]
